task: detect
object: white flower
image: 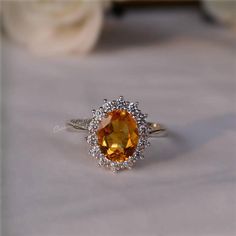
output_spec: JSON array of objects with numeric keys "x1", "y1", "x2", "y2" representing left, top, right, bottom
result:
[
  {"x1": 202, "y1": 0, "x2": 236, "y2": 26},
  {"x1": 2, "y1": 1, "x2": 110, "y2": 55}
]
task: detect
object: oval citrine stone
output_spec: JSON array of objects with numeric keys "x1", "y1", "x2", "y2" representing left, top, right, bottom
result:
[{"x1": 97, "y1": 110, "x2": 139, "y2": 162}]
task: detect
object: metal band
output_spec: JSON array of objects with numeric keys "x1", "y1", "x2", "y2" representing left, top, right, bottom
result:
[
  {"x1": 67, "y1": 119, "x2": 91, "y2": 132},
  {"x1": 147, "y1": 122, "x2": 167, "y2": 137},
  {"x1": 66, "y1": 119, "x2": 167, "y2": 138}
]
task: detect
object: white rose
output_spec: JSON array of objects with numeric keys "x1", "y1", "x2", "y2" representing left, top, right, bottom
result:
[
  {"x1": 2, "y1": 0, "x2": 110, "y2": 55},
  {"x1": 202, "y1": 0, "x2": 236, "y2": 26}
]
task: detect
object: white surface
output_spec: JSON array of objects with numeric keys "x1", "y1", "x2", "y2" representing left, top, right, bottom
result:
[{"x1": 2, "y1": 9, "x2": 236, "y2": 236}]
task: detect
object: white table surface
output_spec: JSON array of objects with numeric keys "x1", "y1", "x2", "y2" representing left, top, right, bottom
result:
[{"x1": 2, "y1": 9, "x2": 236, "y2": 236}]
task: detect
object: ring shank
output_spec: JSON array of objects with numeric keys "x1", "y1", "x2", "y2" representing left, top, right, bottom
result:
[
  {"x1": 67, "y1": 119, "x2": 91, "y2": 132},
  {"x1": 67, "y1": 119, "x2": 167, "y2": 137},
  {"x1": 147, "y1": 122, "x2": 167, "y2": 137}
]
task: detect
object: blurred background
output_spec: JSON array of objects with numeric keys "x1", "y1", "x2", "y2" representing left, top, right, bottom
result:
[
  {"x1": 1, "y1": 1, "x2": 236, "y2": 236},
  {"x1": 1, "y1": 0, "x2": 236, "y2": 55}
]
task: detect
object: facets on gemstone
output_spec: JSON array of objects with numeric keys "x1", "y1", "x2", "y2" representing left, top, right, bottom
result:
[{"x1": 96, "y1": 109, "x2": 139, "y2": 163}]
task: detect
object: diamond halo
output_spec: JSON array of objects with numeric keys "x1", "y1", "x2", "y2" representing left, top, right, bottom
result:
[{"x1": 86, "y1": 96, "x2": 150, "y2": 172}]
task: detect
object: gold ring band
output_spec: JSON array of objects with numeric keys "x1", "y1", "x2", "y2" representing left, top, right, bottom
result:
[
  {"x1": 67, "y1": 119, "x2": 167, "y2": 138},
  {"x1": 66, "y1": 96, "x2": 167, "y2": 172}
]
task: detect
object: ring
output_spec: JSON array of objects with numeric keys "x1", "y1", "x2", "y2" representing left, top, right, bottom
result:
[{"x1": 66, "y1": 96, "x2": 167, "y2": 172}]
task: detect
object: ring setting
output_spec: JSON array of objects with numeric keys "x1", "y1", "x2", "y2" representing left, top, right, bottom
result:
[{"x1": 67, "y1": 96, "x2": 166, "y2": 172}]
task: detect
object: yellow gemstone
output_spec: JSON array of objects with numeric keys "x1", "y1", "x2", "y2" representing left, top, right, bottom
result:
[{"x1": 97, "y1": 110, "x2": 139, "y2": 162}]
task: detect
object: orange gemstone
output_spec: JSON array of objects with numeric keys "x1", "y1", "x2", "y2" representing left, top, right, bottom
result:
[{"x1": 97, "y1": 110, "x2": 139, "y2": 162}]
